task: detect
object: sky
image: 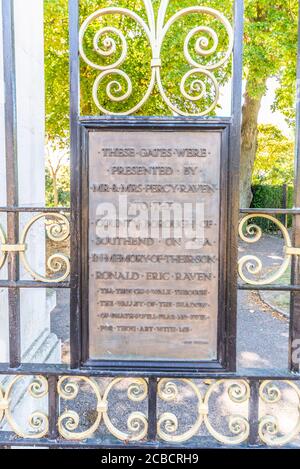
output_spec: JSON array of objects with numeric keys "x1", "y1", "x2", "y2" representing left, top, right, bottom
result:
[
  {"x1": 219, "y1": 77, "x2": 294, "y2": 139},
  {"x1": 258, "y1": 77, "x2": 292, "y2": 138}
]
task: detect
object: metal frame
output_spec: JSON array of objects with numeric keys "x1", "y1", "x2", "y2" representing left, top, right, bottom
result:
[
  {"x1": 289, "y1": 0, "x2": 300, "y2": 373},
  {"x1": 2, "y1": 0, "x2": 20, "y2": 369},
  {"x1": 73, "y1": 0, "x2": 244, "y2": 373},
  {"x1": 78, "y1": 0, "x2": 234, "y2": 117},
  {"x1": 79, "y1": 118, "x2": 233, "y2": 373},
  {"x1": 0, "y1": 0, "x2": 300, "y2": 449}
]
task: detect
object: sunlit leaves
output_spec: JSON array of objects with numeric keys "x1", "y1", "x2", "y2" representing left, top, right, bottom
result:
[{"x1": 252, "y1": 124, "x2": 295, "y2": 185}]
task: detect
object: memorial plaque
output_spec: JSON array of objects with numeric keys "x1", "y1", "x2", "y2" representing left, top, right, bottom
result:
[{"x1": 86, "y1": 126, "x2": 225, "y2": 363}]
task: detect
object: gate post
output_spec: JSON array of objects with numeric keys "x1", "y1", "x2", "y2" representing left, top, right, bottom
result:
[
  {"x1": 0, "y1": 0, "x2": 60, "y2": 435},
  {"x1": 248, "y1": 380, "x2": 260, "y2": 447},
  {"x1": 289, "y1": 0, "x2": 300, "y2": 373}
]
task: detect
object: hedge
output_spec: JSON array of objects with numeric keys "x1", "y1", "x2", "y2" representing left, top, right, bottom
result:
[{"x1": 250, "y1": 185, "x2": 294, "y2": 232}]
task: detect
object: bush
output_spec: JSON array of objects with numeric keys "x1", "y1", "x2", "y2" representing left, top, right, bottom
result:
[{"x1": 251, "y1": 184, "x2": 294, "y2": 232}]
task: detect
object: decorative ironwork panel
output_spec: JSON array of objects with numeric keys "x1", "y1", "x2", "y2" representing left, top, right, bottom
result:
[
  {"x1": 1, "y1": 0, "x2": 300, "y2": 452},
  {"x1": 0, "y1": 212, "x2": 70, "y2": 282},
  {"x1": 157, "y1": 379, "x2": 250, "y2": 445},
  {"x1": 0, "y1": 376, "x2": 49, "y2": 439},
  {"x1": 259, "y1": 380, "x2": 300, "y2": 446},
  {"x1": 79, "y1": 0, "x2": 233, "y2": 116},
  {"x1": 238, "y1": 214, "x2": 300, "y2": 286},
  {"x1": 86, "y1": 125, "x2": 223, "y2": 364},
  {"x1": 57, "y1": 377, "x2": 148, "y2": 441},
  {"x1": 1, "y1": 376, "x2": 300, "y2": 447}
]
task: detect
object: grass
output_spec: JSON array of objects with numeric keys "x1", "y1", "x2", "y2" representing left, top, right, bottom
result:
[{"x1": 260, "y1": 266, "x2": 291, "y2": 315}]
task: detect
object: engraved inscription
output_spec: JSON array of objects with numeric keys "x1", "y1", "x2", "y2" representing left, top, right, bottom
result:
[{"x1": 88, "y1": 130, "x2": 221, "y2": 361}]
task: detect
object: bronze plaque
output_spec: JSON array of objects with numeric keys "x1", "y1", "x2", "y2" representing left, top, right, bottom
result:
[{"x1": 88, "y1": 129, "x2": 221, "y2": 362}]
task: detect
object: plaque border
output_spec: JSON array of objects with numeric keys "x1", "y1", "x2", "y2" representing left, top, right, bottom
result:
[{"x1": 79, "y1": 117, "x2": 236, "y2": 374}]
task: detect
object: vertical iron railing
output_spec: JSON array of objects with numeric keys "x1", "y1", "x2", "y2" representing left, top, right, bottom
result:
[
  {"x1": 226, "y1": 0, "x2": 244, "y2": 371},
  {"x1": 69, "y1": 0, "x2": 81, "y2": 370},
  {"x1": 289, "y1": 0, "x2": 300, "y2": 373},
  {"x1": 2, "y1": 0, "x2": 20, "y2": 368}
]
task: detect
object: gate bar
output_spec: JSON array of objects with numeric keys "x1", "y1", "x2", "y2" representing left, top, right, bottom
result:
[
  {"x1": 289, "y1": 0, "x2": 300, "y2": 373},
  {"x1": 0, "y1": 206, "x2": 71, "y2": 212},
  {"x1": 240, "y1": 208, "x2": 300, "y2": 215},
  {"x1": 1, "y1": 0, "x2": 21, "y2": 368},
  {"x1": 69, "y1": 0, "x2": 82, "y2": 368},
  {"x1": 226, "y1": 0, "x2": 244, "y2": 370},
  {"x1": 0, "y1": 280, "x2": 71, "y2": 289},
  {"x1": 239, "y1": 284, "x2": 300, "y2": 292},
  {"x1": 147, "y1": 377, "x2": 158, "y2": 441},
  {"x1": 48, "y1": 375, "x2": 59, "y2": 439},
  {"x1": 248, "y1": 380, "x2": 260, "y2": 446},
  {"x1": 2, "y1": 362, "x2": 299, "y2": 380}
]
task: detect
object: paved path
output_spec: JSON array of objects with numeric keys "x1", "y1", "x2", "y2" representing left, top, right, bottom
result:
[{"x1": 237, "y1": 290, "x2": 288, "y2": 371}]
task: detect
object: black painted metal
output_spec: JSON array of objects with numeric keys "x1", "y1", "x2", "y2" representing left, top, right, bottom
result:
[
  {"x1": 248, "y1": 380, "x2": 260, "y2": 446},
  {"x1": 0, "y1": 0, "x2": 300, "y2": 450},
  {"x1": 226, "y1": 0, "x2": 244, "y2": 371},
  {"x1": 0, "y1": 433, "x2": 293, "y2": 449},
  {"x1": 240, "y1": 208, "x2": 300, "y2": 215},
  {"x1": 80, "y1": 115, "x2": 234, "y2": 124},
  {"x1": 80, "y1": 120, "x2": 234, "y2": 373},
  {"x1": 69, "y1": 0, "x2": 82, "y2": 369},
  {"x1": 289, "y1": 0, "x2": 300, "y2": 373},
  {"x1": 239, "y1": 284, "x2": 300, "y2": 292},
  {"x1": 2, "y1": 0, "x2": 21, "y2": 368},
  {"x1": 0, "y1": 207, "x2": 70, "y2": 212},
  {"x1": 0, "y1": 280, "x2": 71, "y2": 289},
  {"x1": 147, "y1": 377, "x2": 158, "y2": 441},
  {"x1": 48, "y1": 375, "x2": 59, "y2": 440},
  {"x1": 0, "y1": 361, "x2": 299, "y2": 380}
]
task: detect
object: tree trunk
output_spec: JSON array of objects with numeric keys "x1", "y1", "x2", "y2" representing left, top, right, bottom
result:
[
  {"x1": 53, "y1": 173, "x2": 58, "y2": 207},
  {"x1": 240, "y1": 81, "x2": 266, "y2": 208}
]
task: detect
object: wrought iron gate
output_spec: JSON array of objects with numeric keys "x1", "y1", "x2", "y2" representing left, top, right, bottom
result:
[{"x1": 0, "y1": 0, "x2": 300, "y2": 448}]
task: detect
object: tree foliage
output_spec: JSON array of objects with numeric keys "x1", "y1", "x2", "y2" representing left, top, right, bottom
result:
[
  {"x1": 44, "y1": 0, "x2": 233, "y2": 141},
  {"x1": 252, "y1": 124, "x2": 294, "y2": 185},
  {"x1": 44, "y1": 0, "x2": 299, "y2": 206},
  {"x1": 44, "y1": 0, "x2": 70, "y2": 143},
  {"x1": 243, "y1": 0, "x2": 298, "y2": 102},
  {"x1": 46, "y1": 165, "x2": 70, "y2": 206},
  {"x1": 238, "y1": 0, "x2": 297, "y2": 206}
]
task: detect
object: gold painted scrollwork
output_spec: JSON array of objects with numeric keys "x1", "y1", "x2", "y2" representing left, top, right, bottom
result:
[
  {"x1": 58, "y1": 377, "x2": 148, "y2": 441},
  {"x1": 0, "y1": 212, "x2": 70, "y2": 281},
  {"x1": 0, "y1": 383, "x2": 7, "y2": 424},
  {"x1": 102, "y1": 378, "x2": 148, "y2": 441},
  {"x1": 156, "y1": 5, "x2": 233, "y2": 117},
  {"x1": 79, "y1": 1, "x2": 233, "y2": 116},
  {"x1": 0, "y1": 223, "x2": 7, "y2": 271},
  {"x1": 57, "y1": 376, "x2": 103, "y2": 441},
  {"x1": 238, "y1": 214, "x2": 293, "y2": 285},
  {"x1": 157, "y1": 379, "x2": 204, "y2": 443},
  {"x1": 79, "y1": 6, "x2": 155, "y2": 116},
  {"x1": 1, "y1": 376, "x2": 49, "y2": 439},
  {"x1": 157, "y1": 379, "x2": 250, "y2": 445},
  {"x1": 204, "y1": 380, "x2": 250, "y2": 445},
  {"x1": 258, "y1": 381, "x2": 300, "y2": 446},
  {"x1": 20, "y1": 212, "x2": 70, "y2": 283}
]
